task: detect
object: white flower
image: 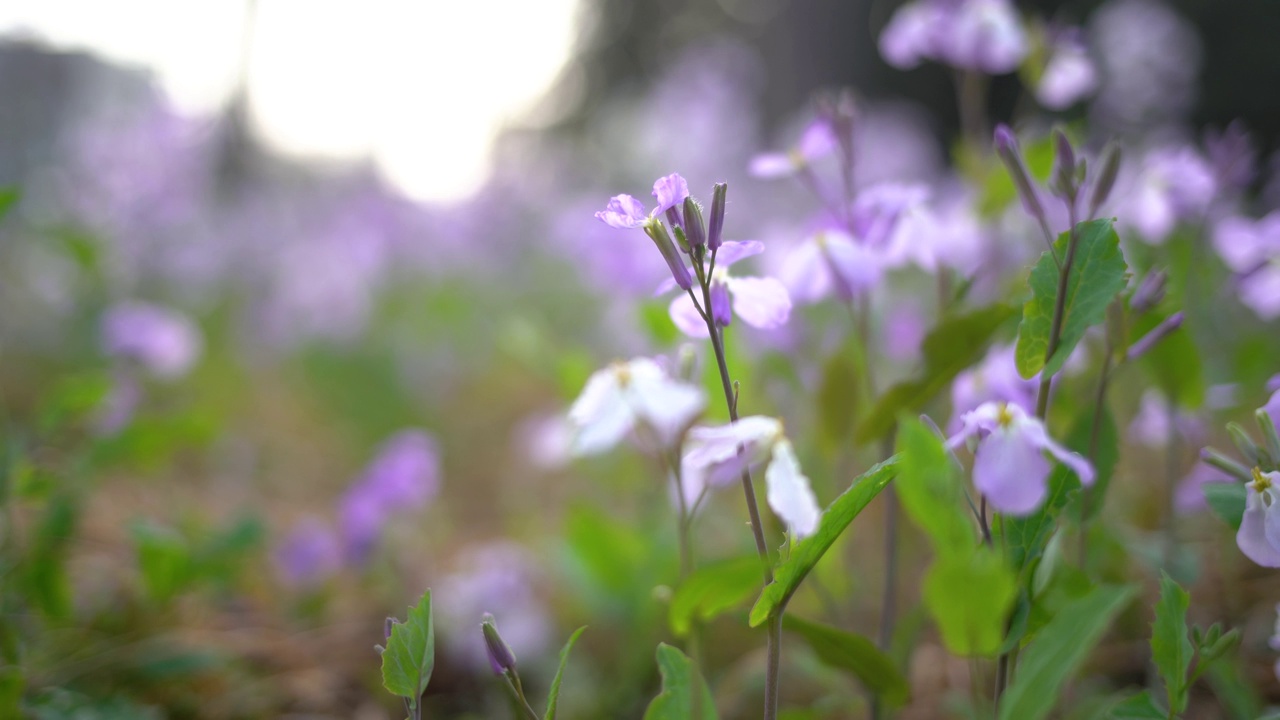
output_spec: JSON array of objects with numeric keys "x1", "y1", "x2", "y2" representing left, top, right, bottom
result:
[{"x1": 567, "y1": 357, "x2": 705, "y2": 456}]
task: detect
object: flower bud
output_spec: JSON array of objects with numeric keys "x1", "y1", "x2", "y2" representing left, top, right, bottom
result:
[
  {"x1": 1126, "y1": 312, "x2": 1183, "y2": 361},
  {"x1": 1227, "y1": 422, "x2": 1262, "y2": 467},
  {"x1": 994, "y1": 124, "x2": 1047, "y2": 227},
  {"x1": 1202, "y1": 627, "x2": 1241, "y2": 661},
  {"x1": 683, "y1": 197, "x2": 706, "y2": 247},
  {"x1": 672, "y1": 224, "x2": 691, "y2": 254},
  {"x1": 385, "y1": 616, "x2": 397, "y2": 640},
  {"x1": 1088, "y1": 143, "x2": 1122, "y2": 218},
  {"x1": 1256, "y1": 408, "x2": 1280, "y2": 470},
  {"x1": 665, "y1": 205, "x2": 684, "y2": 232},
  {"x1": 1130, "y1": 271, "x2": 1167, "y2": 314},
  {"x1": 708, "y1": 183, "x2": 727, "y2": 251},
  {"x1": 1200, "y1": 447, "x2": 1253, "y2": 482},
  {"x1": 1050, "y1": 129, "x2": 1077, "y2": 200},
  {"x1": 643, "y1": 219, "x2": 693, "y2": 290},
  {"x1": 481, "y1": 613, "x2": 517, "y2": 674}
]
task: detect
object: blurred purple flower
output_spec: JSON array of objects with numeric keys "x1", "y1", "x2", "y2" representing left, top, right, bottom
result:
[
  {"x1": 1238, "y1": 468, "x2": 1280, "y2": 567},
  {"x1": 1213, "y1": 212, "x2": 1280, "y2": 319},
  {"x1": 274, "y1": 517, "x2": 343, "y2": 588},
  {"x1": 1035, "y1": 28, "x2": 1098, "y2": 109},
  {"x1": 948, "y1": 402, "x2": 1095, "y2": 515},
  {"x1": 1118, "y1": 146, "x2": 1216, "y2": 244},
  {"x1": 884, "y1": 302, "x2": 926, "y2": 361},
  {"x1": 779, "y1": 229, "x2": 883, "y2": 303},
  {"x1": 338, "y1": 430, "x2": 441, "y2": 563},
  {"x1": 1205, "y1": 121, "x2": 1257, "y2": 193},
  {"x1": 435, "y1": 542, "x2": 551, "y2": 672},
  {"x1": 1174, "y1": 462, "x2": 1229, "y2": 515},
  {"x1": 1090, "y1": 0, "x2": 1201, "y2": 131},
  {"x1": 880, "y1": 0, "x2": 1028, "y2": 74},
  {"x1": 93, "y1": 372, "x2": 140, "y2": 437},
  {"x1": 101, "y1": 301, "x2": 202, "y2": 380},
  {"x1": 665, "y1": 241, "x2": 792, "y2": 337},
  {"x1": 1128, "y1": 389, "x2": 1205, "y2": 447},
  {"x1": 749, "y1": 121, "x2": 838, "y2": 179},
  {"x1": 949, "y1": 343, "x2": 1037, "y2": 430}
]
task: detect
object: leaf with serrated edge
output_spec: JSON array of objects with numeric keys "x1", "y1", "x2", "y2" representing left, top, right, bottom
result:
[
  {"x1": 750, "y1": 458, "x2": 897, "y2": 627},
  {"x1": 381, "y1": 590, "x2": 435, "y2": 706},
  {"x1": 1152, "y1": 573, "x2": 1193, "y2": 714}
]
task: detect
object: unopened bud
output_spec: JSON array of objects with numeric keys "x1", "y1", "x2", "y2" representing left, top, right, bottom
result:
[
  {"x1": 643, "y1": 219, "x2": 693, "y2": 290},
  {"x1": 672, "y1": 224, "x2": 691, "y2": 254},
  {"x1": 683, "y1": 197, "x2": 706, "y2": 247},
  {"x1": 994, "y1": 124, "x2": 1047, "y2": 227},
  {"x1": 1130, "y1": 271, "x2": 1168, "y2": 314},
  {"x1": 1051, "y1": 130, "x2": 1077, "y2": 198},
  {"x1": 1088, "y1": 144, "x2": 1122, "y2": 218},
  {"x1": 384, "y1": 617, "x2": 397, "y2": 640},
  {"x1": 481, "y1": 613, "x2": 517, "y2": 674},
  {"x1": 1202, "y1": 628, "x2": 1241, "y2": 661},
  {"x1": 1255, "y1": 408, "x2": 1280, "y2": 470},
  {"x1": 1227, "y1": 422, "x2": 1263, "y2": 467},
  {"x1": 665, "y1": 205, "x2": 684, "y2": 232},
  {"x1": 1200, "y1": 447, "x2": 1253, "y2": 482},
  {"x1": 676, "y1": 343, "x2": 699, "y2": 382},
  {"x1": 708, "y1": 183, "x2": 727, "y2": 251},
  {"x1": 1126, "y1": 312, "x2": 1183, "y2": 361}
]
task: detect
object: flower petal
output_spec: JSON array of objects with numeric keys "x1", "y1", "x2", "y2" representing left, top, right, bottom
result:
[
  {"x1": 669, "y1": 293, "x2": 710, "y2": 338},
  {"x1": 652, "y1": 174, "x2": 690, "y2": 213},
  {"x1": 972, "y1": 426, "x2": 1051, "y2": 515},
  {"x1": 726, "y1": 276, "x2": 792, "y2": 329},
  {"x1": 778, "y1": 238, "x2": 833, "y2": 304},
  {"x1": 749, "y1": 152, "x2": 798, "y2": 179},
  {"x1": 627, "y1": 359, "x2": 706, "y2": 447},
  {"x1": 1238, "y1": 486, "x2": 1280, "y2": 567},
  {"x1": 715, "y1": 240, "x2": 766, "y2": 267},
  {"x1": 568, "y1": 367, "x2": 635, "y2": 455},
  {"x1": 766, "y1": 439, "x2": 822, "y2": 539},
  {"x1": 596, "y1": 194, "x2": 648, "y2": 229}
]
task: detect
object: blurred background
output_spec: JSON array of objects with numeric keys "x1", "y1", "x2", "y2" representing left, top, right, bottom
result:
[{"x1": 2, "y1": 0, "x2": 1280, "y2": 718}]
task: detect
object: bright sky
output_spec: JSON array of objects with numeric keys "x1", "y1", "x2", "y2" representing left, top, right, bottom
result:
[{"x1": 0, "y1": 0, "x2": 582, "y2": 202}]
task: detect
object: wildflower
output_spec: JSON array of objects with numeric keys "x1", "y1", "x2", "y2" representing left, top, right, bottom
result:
[
  {"x1": 1128, "y1": 389, "x2": 1205, "y2": 447},
  {"x1": 665, "y1": 241, "x2": 792, "y2": 338},
  {"x1": 949, "y1": 344, "x2": 1038, "y2": 430},
  {"x1": 1212, "y1": 212, "x2": 1280, "y2": 320},
  {"x1": 947, "y1": 402, "x2": 1095, "y2": 515},
  {"x1": 1174, "y1": 462, "x2": 1230, "y2": 515},
  {"x1": 682, "y1": 416, "x2": 821, "y2": 538},
  {"x1": 435, "y1": 542, "x2": 551, "y2": 672},
  {"x1": 1238, "y1": 468, "x2": 1280, "y2": 567},
  {"x1": 596, "y1": 174, "x2": 695, "y2": 290},
  {"x1": 338, "y1": 430, "x2": 441, "y2": 563},
  {"x1": 1035, "y1": 29, "x2": 1098, "y2": 109},
  {"x1": 779, "y1": 229, "x2": 883, "y2": 303},
  {"x1": 101, "y1": 301, "x2": 202, "y2": 379},
  {"x1": 1120, "y1": 146, "x2": 1216, "y2": 244},
  {"x1": 274, "y1": 517, "x2": 343, "y2": 588},
  {"x1": 749, "y1": 121, "x2": 838, "y2": 179},
  {"x1": 880, "y1": 0, "x2": 1028, "y2": 74},
  {"x1": 481, "y1": 613, "x2": 518, "y2": 674},
  {"x1": 567, "y1": 357, "x2": 706, "y2": 455}
]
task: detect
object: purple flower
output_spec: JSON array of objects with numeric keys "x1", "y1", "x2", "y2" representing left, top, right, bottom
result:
[
  {"x1": 749, "y1": 121, "x2": 838, "y2": 179},
  {"x1": 338, "y1": 430, "x2": 441, "y2": 563},
  {"x1": 665, "y1": 241, "x2": 792, "y2": 337},
  {"x1": 948, "y1": 402, "x2": 1095, "y2": 515},
  {"x1": 93, "y1": 373, "x2": 140, "y2": 437},
  {"x1": 681, "y1": 416, "x2": 821, "y2": 538},
  {"x1": 435, "y1": 542, "x2": 551, "y2": 672},
  {"x1": 596, "y1": 174, "x2": 696, "y2": 290},
  {"x1": 567, "y1": 357, "x2": 706, "y2": 455},
  {"x1": 1128, "y1": 390, "x2": 1205, "y2": 447},
  {"x1": 879, "y1": 0, "x2": 1028, "y2": 74},
  {"x1": 596, "y1": 195, "x2": 649, "y2": 229},
  {"x1": 1212, "y1": 212, "x2": 1280, "y2": 319},
  {"x1": 1238, "y1": 468, "x2": 1280, "y2": 567},
  {"x1": 1035, "y1": 29, "x2": 1098, "y2": 109},
  {"x1": 1119, "y1": 146, "x2": 1217, "y2": 244},
  {"x1": 101, "y1": 302, "x2": 202, "y2": 380},
  {"x1": 949, "y1": 344, "x2": 1038, "y2": 430},
  {"x1": 1174, "y1": 462, "x2": 1230, "y2": 515},
  {"x1": 274, "y1": 517, "x2": 343, "y2": 588},
  {"x1": 779, "y1": 229, "x2": 883, "y2": 303}
]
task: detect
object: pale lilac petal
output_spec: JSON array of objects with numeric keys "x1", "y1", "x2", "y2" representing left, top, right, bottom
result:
[
  {"x1": 669, "y1": 293, "x2": 710, "y2": 338},
  {"x1": 884, "y1": 303, "x2": 925, "y2": 361},
  {"x1": 972, "y1": 426, "x2": 1051, "y2": 515},
  {"x1": 652, "y1": 174, "x2": 690, "y2": 213},
  {"x1": 821, "y1": 231, "x2": 884, "y2": 298},
  {"x1": 568, "y1": 367, "x2": 636, "y2": 455},
  {"x1": 1213, "y1": 215, "x2": 1268, "y2": 272},
  {"x1": 710, "y1": 280, "x2": 733, "y2": 326},
  {"x1": 1174, "y1": 463, "x2": 1228, "y2": 514},
  {"x1": 946, "y1": 401, "x2": 1006, "y2": 448},
  {"x1": 778, "y1": 240, "x2": 833, "y2": 305},
  {"x1": 946, "y1": 0, "x2": 1028, "y2": 74},
  {"x1": 749, "y1": 153, "x2": 798, "y2": 179},
  {"x1": 684, "y1": 416, "x2": 781, "y2": 469},
  {"x1": 1238, "y1": 487, "x2": 1280, "y2": 567},
  {"x1": 1263, "y1": 485, "x2": 1280, "y2": 554},
  {"x1": 797, "y1": 121, "x2": 838, "y2": 162},
  {"x1": 627, "y1": 359, "x2": 706, "y2": 446},
  {"x1": 1238, "y1": 264, "x2": 1280, "y2": 320},
  {"x1": 715, "y1": 240, "x2": 765, "y2": 267},
  {"x1": 879, "y1": 1, "x2": 939, "y2": 69},
  {"x1": 1036, "y1": 42, "x2": 1097, "y2": 109},
  {"x1": 726, "y1": 276, "x2": 792, "y2": 329},
  {"x1": 1262, "y1": 389, "x2": 1280, "y2": 428},
  {"x1": 101, "y1": 301, "x2": 202, "y2": 380},
  {"x1": 1038, "y1": 434, "x2": 1095, "y2": 486},
  {"x1": 766, "y1": 440, "x2": 822, "y2": 539},
  {"x1": 596, "y1": 194, "x2": 648, "y2": 229}
]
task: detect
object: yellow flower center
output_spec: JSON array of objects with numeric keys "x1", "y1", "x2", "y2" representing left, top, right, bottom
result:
[
  {"x1": 611, "y1": 361, "x2": 632, "y2": 388},
  {"x1": 1251, "y1": 467, "x2": 1272, "y2": 493},
  {"x1": 996, "y1": 402, "x2": 1015, "y2": 428}
]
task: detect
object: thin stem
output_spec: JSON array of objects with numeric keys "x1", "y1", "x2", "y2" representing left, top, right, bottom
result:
[
  {"x1": 509, "y1": 672, "x2": 541, "y2": 720},
  {"x1": 670, "y1": 447, "x2": 704, "y2": 675},
  {"x1": 1162, "y1": 394, "x2": 1179, "y2": 573}
]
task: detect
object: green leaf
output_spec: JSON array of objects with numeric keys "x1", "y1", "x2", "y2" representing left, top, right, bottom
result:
[
  {"x1": 0, "y1": 187, "x2": 18, "y2": 221},
  {"x1": 1204, "y1": 481, "x2": 1245, "y2": 530},
  {"x1": 131, "y1": 521, "x2": 192, "y2": 603},
  {"x1": 1015, "y1": 219, "x2": 1128, "y2": 379},
  {"x1": 643, "y1": 643, "x2": 718, "y2": 720},
  {"x1": 923, "y1": 549, "x2": 1017, "y2": 656},
  {"x1": 817, "y1": 353, "x2": 860, "y2": 448},
  {"x1": 1065, "y1": 406, "x2": 1120, "y2": 521},
  {"x1": 857, "y1": 304, "x2": 1016, "y2": 443},
  {"x1": 1205, "y1": 652, "x2": 1264, "y2": 720},
  {"x1": 545, "y1": 626, "x2": 587, "y2": 720},
  {"x1": 1136, "y1": 308, "x2": 1204, "y2": 409},
  {"x1": 381, "y1": 590, "x2": 435, "y2": 707},
  {"x1": 750, "y1": 457, "x2": 897, "y2": 627},
  {"x1": 1152, "y1": 573, "x2": 1193, "y2": 714},
  {"x1": 1107, "y1": 691, "x2": 1166, "y2": 719},
  {"x1": 782, "y1": 614, "x2": 910, "y2": 706},
  {"x1": 998, "y1": 584, "x2": 1136, "y2": 720},
  {"x1": 670, "y1": 555, "x2": 763, "y2": 637},
  {"x1": 896, "y1": 418, "x2": 977, "y2": 557}
]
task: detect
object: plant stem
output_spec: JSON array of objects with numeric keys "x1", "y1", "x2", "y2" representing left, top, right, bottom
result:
[
  {"x1": 509, "y1": 672, "x2": 541, "y2": 720},
  {"x1": 698, "y1": 251, "x2": 779, "y2": 720}
]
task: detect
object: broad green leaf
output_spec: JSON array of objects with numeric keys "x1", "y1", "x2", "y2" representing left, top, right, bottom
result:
[
  {"x1": 998, "y1": 584, "x2": 1136, "y2": 720},
  {"x1": 1204, "y1": 481, "x2": 1245, "y2": 530},
  {"x1": 1065, "y1": 406, "x2": 1120, "y2": 522},
  {"x1": 545, "y1": 626, "x2": 587, "y2": 720},
  {"x1": 923, "y1": 549, "x2": 1017, "y2": 656},
  {"x1": 817, "y1": 353, "x2": 860, "y2": 449},
  {"x1": 1004, "y1": 406, "x2": 1105, "y2": 570},
  {"x1": 1152, "y1": 573, "x2": 1193, "y2": 715},
  {"x1": 381, "y1": 590, "x2": 435, "y2": 707},
  {"x1": 750, "y1": 457, "x2": 897, "y2": 627},
  {"x1": 782, "y1": 615, "x2": 910, "y2": 706},
  {"x1": 670, "y1": 555, "x2": 763, "y2": 637},
  {"x1": 1135, "y1": 309, "x2": 1204, "y2": 409},
  {"x1": 643, "y1": 644, "x2": 718, "y2": 720},
  {"x1": 1106, "y1": 691, "x2": 1166, "y2": 719},
  {"x1": 857, "y1": 304, "x2": 1016, "y2": 443},
  {"x1": 1015, "y1": 219, "x2": 1128, "y2": 379},
  {"x1": 896, "y1": 418, "x2": 976, "y2": 557}
]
